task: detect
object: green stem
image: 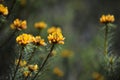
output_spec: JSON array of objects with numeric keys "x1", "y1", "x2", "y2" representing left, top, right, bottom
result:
[
  {"x1": 104, "y1": 24, "x2": 109, "y2": 55},
  {"x1": 12, "y1": 46, "x2": 24, "y2": 80},
  {"x1": 32, "y1": 44, "x2": 55, "y2": 80}
]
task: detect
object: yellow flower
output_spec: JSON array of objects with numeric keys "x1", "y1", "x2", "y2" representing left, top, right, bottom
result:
[
  {"x1": 15, "y1": 59, "x2": 27, "y2": 67},
  {"x1": 16, "y1": 33, "x2": 35, "y2": 45},
  {"x1": 47, "y1": 26, "x2": 62, "y2": 34},
  {"x1": 61, "y1": 50, "x2": 73, "y2": 58},
  {"x1": 53, "y1": 67, "x2": 64, "y2": 77},
  {"x1": 34, "y1": 36, "x2": 46, "y2": 46},
  {"x1": 47, "y1": 32, "x2": 65, "y2": 44},
  {"x1": 23, "y1": 71, "x2": 31, "y2": 77},
  {"x1": 10, "y1": 19, "x2": 27, "y2": 30},
  {"x1": 100, "y1": 14, "x2": 115, "y2": 24},
  {"x1": 34, "y1": 21, "x2": 47, "y2": 29},
  {"x1": 92, "y1": 72, "x2": 105, "y2": 80},
  {"x1": 28, "y1": 64, "x2": 38, "y2": 71},
  {"x1": 0, "y1": 4, "x2": 8, "y2": 15}
]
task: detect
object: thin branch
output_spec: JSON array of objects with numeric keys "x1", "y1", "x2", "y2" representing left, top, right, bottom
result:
[
  {"x1": 104, "y1": 23, "x2": 109, "y2": 55},
  {"x1": 12, "y1": 46, "x2": 24, "y2": 80},
  {"x1": 32, "y1": 44, "x2": 55, "y2": 80}
]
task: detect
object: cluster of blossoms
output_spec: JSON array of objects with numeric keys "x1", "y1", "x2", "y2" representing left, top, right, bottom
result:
[
  {"x1": 10, "y1": 19, "x2": 27, "y2": 30},
  {"x1": 47, "y1": 31, "x2": 65, "y2": 44},
  {"x1": 23, "y1": 64, "x2": 38, "y2": 77},
  {"x1": 16, "y1": 24, "x2": 65, "y2": 45},
  {"x1": 34, "y1": 36, "x2": 46, "y2": 46},
  {"x1": 34, "y1": 21, "x2": 47, "y2": 29},
  {"x1": 23, "y1": 71, "x2": 31, "y2": 77},
  {"x1": 0, "y1": 4, "x2": 8, "y2": 15},
  {"x1": 16, "y1": 33, "x2": 35, "y2": 45},
  {"x1": 47, "y1": 26, "x2": 65, "y2": 45},
  {"x1": 100, "y1": 14, "x2": 115, "y2": 24},
  {"x1": 15, "y1": 59, "x2": 27, "y2": 67},
  {"x1": 15, "y1": 59, "x2": 38, "y2": 77},
  {"x1": 28, "y1": 64, "x2": 38, "y2": 72},
  {"x1": 16, "y1": 33, "x2": 46, "y2": 46},
  {"x1": 53, "y1": 67, "x2": 64, "y2": 77}
]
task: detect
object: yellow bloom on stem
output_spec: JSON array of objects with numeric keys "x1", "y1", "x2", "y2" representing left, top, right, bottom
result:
[
  {"x1": 28, "y1": 64, "x2": 38, "y2": 72},
  {"x1": 15, "y1": 59, "x2": 27, "y2": 67},
  {"x1": 34, "y1": 21, "x2": 47, "y2": 29},
  {"x1": 100, "y1": 14, "x2": 115, "y2": 24},
  {"x1": 34, "y1": 36, "x2": 46, "y2": 46},
  {"x1": 0, "y1": 4, "x2": 8, "y2": 15},
  {"x1": 47, "y1": 32, "x2": 65, "y2": 44},
  {"x1": 16, "y1": 33, "x2": 35, "y2": 45},
  {"x1": 10, "y1": 19, "x2": 27, "y2": 30},
  {"x1": 47, "y1": 26, "x2": 62, "y2": 34},
  {"x1": 53, "y1": 67, "x2": 64, "y2": 77},
  {"x1": 61, "y1": 50, "x2": 73, "y2": 58},
  {"x1": 23, "y1": 71, "x2": 31, "y2": 77}
]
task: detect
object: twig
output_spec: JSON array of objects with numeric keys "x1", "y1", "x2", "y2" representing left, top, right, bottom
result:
[
  {"x1": 32, "y1": 44, "x2": 55, "y2": 80},
  {"x1": 12, "y1": 46, "x2": 24, "y2": 80},
  {"x1": 104, "y1": 23, "x2": 109, "y2": 55}
]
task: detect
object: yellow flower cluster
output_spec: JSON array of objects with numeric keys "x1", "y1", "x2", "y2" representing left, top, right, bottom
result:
[
  {"x1": 47, "y1": 32, "x2": 65, "y2": 44},
  {"x1": 53, "y1": 67, "x2": 64, "y2": 77},
  {"x1": 100, "y1": 14, "x2": 115, "y2": 24},
  {"x1": 34, "y1": 36, "x2": 46, "y2": 46},
  {"x1": 92, "y1": 72, "x2": 105, "y2": 80},
  {"x1": 23, "y1": 71, "x2": 31, "y2": 77},
  {"x1": 61, "y1": 50, "x2": 73, "y2": 58},
  {"x1": 16, "y1": 33, "x2": 35, "y2": 45},
  {"x1": 47, "y1": 26, "x2": 61, "y2": 34},
  {"x1": 10, "y1": 19, "x2": 27, "y2": 30},
  {"x1": 16, "y1": 33, "x2": 46, "y2": 46},
  {"x1": 0, "y1": 4, "x2": 8, "y2": 15},
  {"x1": 15, "y1": 59, "x2": 27, "y2": 67},
  {"x1": 34, "y1": 21, "x2": 47, "y2": 29},
  {"x1": 28, "y1": 64, "x2": 38, "y2": 71}
]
